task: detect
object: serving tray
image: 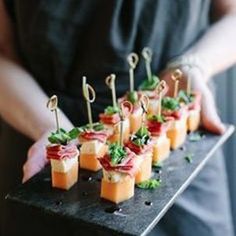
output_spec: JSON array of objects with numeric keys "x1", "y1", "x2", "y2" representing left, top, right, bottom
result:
[{"x1": 5, "y1": 125, "x2": 234, "y2": 236}]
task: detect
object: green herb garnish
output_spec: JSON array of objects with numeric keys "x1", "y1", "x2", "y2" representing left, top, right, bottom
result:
[
  {"x1": 109, "y1": 144, "x2": 127, "y2": 165},
  {"x1": 185, "y1": 153, "x2": 194, "y2": 163},
  {"x1": 161, "y1": 97, "x2": 180, "y2": 111},
  {"x1": 78, "y1": 122, "x2": 104, "y2": 133},
  {"x1": 189, "y1": 132, "x2": 204, "y2": 142},
  {"x1": 139, "y1": 75, "x2": 160, "y2": 91},
  {"x1": 177, "y1": 90, "x2": 194, "y2": 104},
  {"x1": 147, "y1": 114, "x2": 165, "y2": 123},
  {"x1": 131, "y1": 127, "x2": 150, "y2": 147},
  {"x1": 127, "y1": 91, "x2": 138, "y2": 104},
  {"x1": 152, "y1": 162, "x2": 163, "y2": 168},
  {"x1": 48, "y1": 128, "x2": 78, "y2": 145},
  {"x1": 104, "y1": 106, "x2": 120, "y2": 115},
  {"x1": 137, "y1": 179, "x2": 161, "y2": 189}
]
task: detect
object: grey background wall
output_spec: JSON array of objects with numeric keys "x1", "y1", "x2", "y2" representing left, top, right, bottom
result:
[{"x1": 215, "y1": 67, "x2": 236, "y2": 234}]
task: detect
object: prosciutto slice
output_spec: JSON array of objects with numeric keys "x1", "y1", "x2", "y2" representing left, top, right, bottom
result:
[
  {"x1": 46, "y1": 144, "x2": 79, "y2": 160},
  {"x1": 79, "y1": 130, "x2": 108, "y2": 143}
]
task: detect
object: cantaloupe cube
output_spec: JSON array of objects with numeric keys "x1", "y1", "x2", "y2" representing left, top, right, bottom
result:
[
  {"x1": 80, "y1": 144, "x2": 107, "y2": 171},
  {"x1": 152, "y1": 135, "x2": 170, "y2": 164},
  {"x1": 167, "y1": 123, "x2": 187, "y2": 150},
  {"x1": 135, "y1": 153, "x2": 152, "y2": 184},
  {"x1": 129, "y1": 108, "x2": 143, "y2": 134},
  {"x1": 51, "y1": 161, "x2": 78, "y2": 190},
  {"x1": 187, "y1": 110, "x2": 200, "y2": 132},
  {"x1": 101, "y1": 176, "x2": 135, "y2": 203}
]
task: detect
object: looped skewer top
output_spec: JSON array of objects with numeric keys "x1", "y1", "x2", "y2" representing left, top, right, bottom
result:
[
  {"x1": 127, "y1": 53, "x2": 139, "y2": 69},
  {"x1": 142, "y1": 47, "x2": 153, "y2": 63},
  {"x1": 105, "y1": 74, "x2": 117, "y2": 108},
  {"x1": 140, "y1": 94, "x2": 149, "y2": 115},
  {"x1": 82, "y1": 77, "x2": 96, "y2": 103},
  {"x1": 171, "y1": 69, "x2": 183, "y2": 81},
  {"x1": 47, "y1": 95, "x2": 58, "y2": 111},
  {"x1": 47, "y1": 95, "x2": 60, "y2": 131},
  {"x1": 82, "y1": 76, "x2": 96, "y2": 128},
  {"x1": 171, "y1": 69, "x2": 183, "y2": 98},
  {"x1": 105, "y1": 73, "x2": 116, "y2": 89},
  {"x1": 156, "y1": 80, "x2": 167, "y2": 95}
]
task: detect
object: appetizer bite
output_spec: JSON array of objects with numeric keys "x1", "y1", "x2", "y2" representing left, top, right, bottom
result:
[
  {"x1": 46, "y1": 95, "x2": 79, "y2": 190},
  {"x1": 100, "y1": 74, "x2": 130, "y2": 144},
  {"x1": 138, "y1": 47, "x2": 164, "y2": 115},
  {"x1": 126, "y1": 96, "x2": 153, "y2": 184},
  {"x1": 80, "y1": 77, "x2": 108, "y2": 171},
  {"x1": 177, "y1": 79, "x2": 201, "y2": 132},
  {"x1": 79, "y1": 123, "x2": 108, "y2": 172},
  {"x1": 99, "y1": 107, "x2": 138, "y2": 204},
  {"x1": 119, "y1": 53, "x2": 143, "y2": 134},
  {"x1": 126, "y1": 126, "x2": 153, "y2": 184},
  {"x1": 99, "y1": 144, "x2": 137, "y2": 203},
  {"x1": 146, "y1": 81, "x2": 171, "y2": 165},
  {"x1": 164, "y1": 70, "x2": 188, "y2": 149}
]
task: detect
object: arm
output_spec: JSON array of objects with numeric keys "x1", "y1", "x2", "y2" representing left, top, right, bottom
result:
[
  {"x1": 0, "y1": 0, "x2": 73, "y2": 181},
  {"x1": 161, "y1": 0, "x2": 236, "y2": 134}
]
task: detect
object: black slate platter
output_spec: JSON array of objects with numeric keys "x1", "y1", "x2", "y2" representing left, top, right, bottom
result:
[{"x1": 5, "y1": 125, "x2": 235, "y2": 236}]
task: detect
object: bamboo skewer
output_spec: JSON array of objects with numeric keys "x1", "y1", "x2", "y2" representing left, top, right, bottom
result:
[
  {"x1": 171, "y1": 69, "x2": 183, "y2": 98},
  {"x1": 140, "y1": 95, "x2": 149, "y2": 127},
  {"x1": 105, "y1": 74, "x2": 117, "y2": 108},
  {"x1": 47, "y1": 95, "x2": 60, "y2": 131},
  {"x1": 142, "y1": 47, "x2": 153, "y2": 82},
  {"x1": 156, "y1": 80, "x2": 167, "y2": 117},
  {"x1": 82, "y1": 76, "x2": 96, "y2": 129},
  {"x1": 127, "y1": 53, "x2": 139, "y2": 92}
]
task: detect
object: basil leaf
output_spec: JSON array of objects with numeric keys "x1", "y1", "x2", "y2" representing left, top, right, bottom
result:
[
  {"x1": 109, "y1": 144, "x2": 127, "y2": 165},
  {"x1": 162, "y1": 97, "x2": 180, "y2": 111},
  {"x1": 139, "y1": 75, "x2": 160, "y2": 91},
  {"x1": 131, "y1": 127, "x2": 150, "y2": 146},
  {"x1": 93, "y1": 122, "x2": 104, "y2": 131},
  {"x1": 68, "y1": 128, "x2": 80, "y2": 139},
  {"x1": 189, "y1": 132, "x2": 204, "y2": 142},
  {"x1": 127, "y1": 91, "x2": 138, "y2": 104},
  {"x1": 104, "y1": 106, "x2": 120, "y2": 115},
  {"x1": 185, "y1": 153, "x2": 194, "y2": 163},
  {"x1": 137, "y1": 179, "x2": 161, "y2": 189}
]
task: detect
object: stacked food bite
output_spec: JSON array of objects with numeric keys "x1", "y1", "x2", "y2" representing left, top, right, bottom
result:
[{"x1": 44, "y1": 47, "x2": 201, "y2": 203}]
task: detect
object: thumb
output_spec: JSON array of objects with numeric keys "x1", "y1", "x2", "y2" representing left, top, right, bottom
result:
[
  {"x1": 201, "y1": 86, "x2": 225, "y2": 134},
  {"x1": 22, "y1": 144, "x2": 48, "y2": 183}
]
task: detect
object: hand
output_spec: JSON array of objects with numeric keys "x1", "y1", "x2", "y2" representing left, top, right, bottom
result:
[
  {"x1": 160, "y1": 66, "x2": 225, "y2": 134},
  {"x1": 22, "y1": 132, "x2": 50, "y2": 183}
]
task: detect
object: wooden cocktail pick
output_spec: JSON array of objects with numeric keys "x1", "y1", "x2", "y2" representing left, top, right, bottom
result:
[
  {"x1": 105, "y1": 74, "x2": 117, "y2": 108},
  {"x1": 119, "y1": 101, "x2": 133, "y2": 146},
  {"x1": 140, "y1": 94, "x2": 149, "y2": 127},
  {"x1": 82, "y1": 76, "x2": 96, "y2": 129},
  {"x1": 171, "y1": 69, "x2": 183, "y2": 98},
  {"x1": 187, "y1": 74, "x2": 191, "y2": 96},
  {"x1": 142, "y1": 47, "x2": 153, "y2": 82},
  {"x1": 47, "y1": 95, "x2": 60, "y2": 131},
  {"x1": 127, "y1": 53, "x2": 139, "y2": 92},
  {"x1": 156, "y1": 80, "x2": 167, "y2": 117}
]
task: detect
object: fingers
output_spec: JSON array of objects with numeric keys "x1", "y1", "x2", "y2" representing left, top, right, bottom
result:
[
  {"x1": 201, "y1": 86, "x2": 225, "y2": 134},
  {"x1": 22, "y1": 143, "x2": 48, "y2": 183}
]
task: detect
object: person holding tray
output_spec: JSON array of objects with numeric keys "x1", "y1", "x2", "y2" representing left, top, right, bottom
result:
[{"x1": 0, "y1": 0, "x2": 236, "y2": 236}]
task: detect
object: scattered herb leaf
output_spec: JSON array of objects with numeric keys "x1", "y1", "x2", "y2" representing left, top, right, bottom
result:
[
  {"x1": 189, "y1": 132, "x2": 204, "y2": 142},
  {"x1": 48, "y1": 128, "x2": 75, "y2": 145},
  {"x1": 137, "y1": 179, "x2": 161, "y2": 189},
  {"x1": 185, "y1": 153, "x2": 194, "y2": 163},
  {"x1": 139, "y1": 75, "x2": 160, "y2": 91}
]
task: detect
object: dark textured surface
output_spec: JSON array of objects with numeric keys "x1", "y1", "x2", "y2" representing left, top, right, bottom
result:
[{"x1": 5, "y1": 125, "x2": 235, "y2": 236}]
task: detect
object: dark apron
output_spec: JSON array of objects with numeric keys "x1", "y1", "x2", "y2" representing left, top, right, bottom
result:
[{"x1": 1, "y1": 0, "x2": 234, "y2": 235}]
